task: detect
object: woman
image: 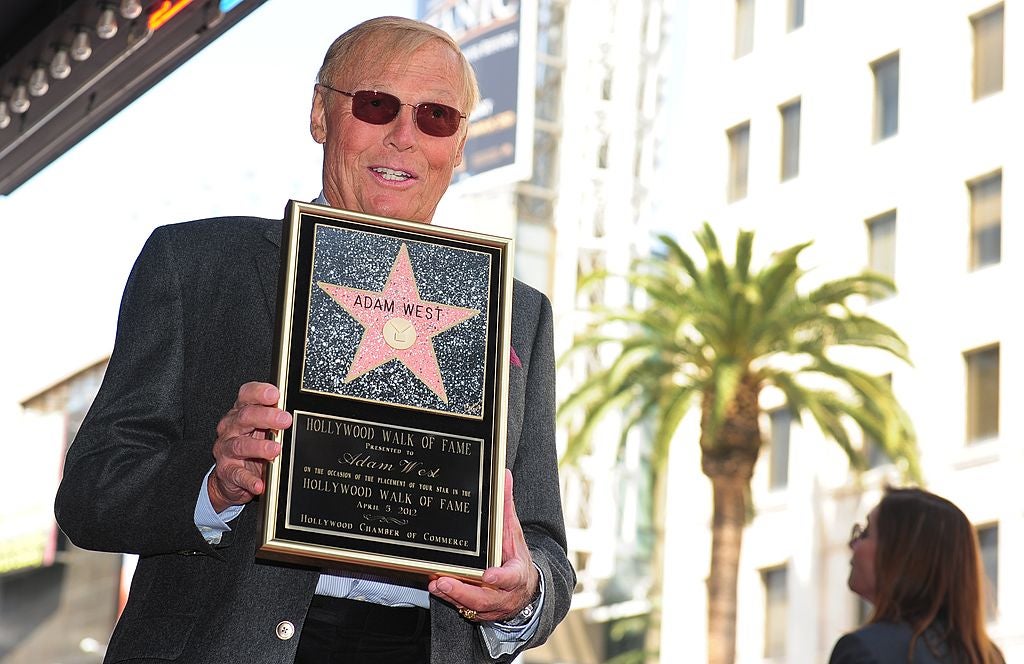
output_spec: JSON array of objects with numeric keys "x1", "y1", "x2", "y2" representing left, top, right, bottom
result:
[{"x1": 829, "y1": 487, "x2": 1004, "y2": 664}]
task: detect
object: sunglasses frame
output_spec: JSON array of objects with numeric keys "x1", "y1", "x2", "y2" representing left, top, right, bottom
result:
[{"x1": 318, "y1": 84, "x2": 467, "y2": 138}]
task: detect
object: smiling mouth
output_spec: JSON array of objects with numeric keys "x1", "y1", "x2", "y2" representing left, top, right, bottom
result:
[{"x1": 373, "y1": 167, "x2": 413, "y2": 182}]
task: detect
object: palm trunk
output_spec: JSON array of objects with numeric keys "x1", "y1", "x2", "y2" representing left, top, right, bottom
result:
[
  {"x1": 700, "y1": 376, "x2": 761, "y2": 664},
  {"x1": 705, "y1": 474, "x2": 746, "y2": 664},
  {"x1": 642, "y1": 467, "x2": 667, "y2": 664}
]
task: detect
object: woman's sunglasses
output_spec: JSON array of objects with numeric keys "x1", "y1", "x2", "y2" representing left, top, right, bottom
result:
[{"x1": 318, "y1": 84, "x2": 466, "y2": 138}]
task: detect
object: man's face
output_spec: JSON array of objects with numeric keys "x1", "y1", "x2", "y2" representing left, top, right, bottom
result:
[{"x1": 310, "y1": 40, "x2": 468, "y2": 223}]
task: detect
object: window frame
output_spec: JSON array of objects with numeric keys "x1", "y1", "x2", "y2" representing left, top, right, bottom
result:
[
  {"x1": 735, "y1": 0, "x2": 755, "y2": 58},
  {"x1": 977, "y1": 523, "x2": 999, "y2": 620},
  {"x1": 727, "y1": 121, "x2": 751, "y2": 202},
  {"x1": 768, "y1": 408, "x2": 792, "y2": 489},
  {"x1": 779, "y1": 98, "x2": 801, "y2": 181},
  {"x1": 871, "y1": 53, "x2": 900, "y2": 142},
  {"x1": 968, "y1": 170, "x2": 1002, "y2": 270},
  {"x1": 972, "y1": 4, "x2": 1004, "y2": 100},
  {"x1": 866, "y1": 210, "x2": 897, "y2": 286},
  {"x1": 786, "y1": 0, "x2": 804, "y2": 32},
  {"x1": 965, "y1": 344, "x2": 1000, "y2": 444},
  {"x1": 762, "y1": 564, "x2": 789, "y2": 659}
]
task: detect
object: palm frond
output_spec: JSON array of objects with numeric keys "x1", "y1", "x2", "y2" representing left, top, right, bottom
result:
[{"x1": 559, "y1": 224, "x2": 918, "y2": 483}]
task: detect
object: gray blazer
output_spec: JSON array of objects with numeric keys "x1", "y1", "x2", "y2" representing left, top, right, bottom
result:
[
  {"x1": 829, "y1": 622, "x2": 960, "y2": 664},
  {"x1": 54, "y1": 217, "x2": 575, "y2": 664}
]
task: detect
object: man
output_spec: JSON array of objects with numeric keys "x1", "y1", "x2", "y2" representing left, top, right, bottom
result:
[{"x1": 54, "y1": 16, "x2": 574, "y2": 663}]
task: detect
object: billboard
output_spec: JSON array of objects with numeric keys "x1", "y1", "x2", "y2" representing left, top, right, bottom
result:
[{"x1": 419, "y1": 0, "x2": 536, "y2": 191}]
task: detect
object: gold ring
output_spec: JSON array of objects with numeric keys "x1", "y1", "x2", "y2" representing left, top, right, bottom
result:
[{"x1": 458, "y1": 608, "x2": 478, "y2": 620}]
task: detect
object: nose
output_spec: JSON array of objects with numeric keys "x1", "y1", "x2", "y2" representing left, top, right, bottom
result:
[{"x1": 384, "y1": 104, "x2": 417, "y2": 151}]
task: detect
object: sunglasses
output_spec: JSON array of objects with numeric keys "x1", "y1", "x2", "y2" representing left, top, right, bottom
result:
[
  {"x1": 318, "y1": 84, "x2": 466, "y2": 138},
  {"x1": 850, "y1": 522, "x2": 869, "y2": 544}
]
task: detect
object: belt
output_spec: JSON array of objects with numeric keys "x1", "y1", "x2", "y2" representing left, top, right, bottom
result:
[{"x1": 307, "y1": 595, "x2": 430, "y2": 638}]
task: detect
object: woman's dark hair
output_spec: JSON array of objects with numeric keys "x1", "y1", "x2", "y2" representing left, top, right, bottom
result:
[{"x1": 869, "y1": 487, "x2": 1004, "y2": 664}]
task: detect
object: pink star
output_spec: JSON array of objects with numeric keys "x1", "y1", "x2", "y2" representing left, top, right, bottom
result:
[{"x1": 317, "y1": 243, "x2": 480, "y2": 403}]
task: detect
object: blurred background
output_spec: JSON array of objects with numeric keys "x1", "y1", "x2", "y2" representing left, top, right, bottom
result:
[{"x1": 0, "y1": 0, "x2": 1020, "y2": 662}]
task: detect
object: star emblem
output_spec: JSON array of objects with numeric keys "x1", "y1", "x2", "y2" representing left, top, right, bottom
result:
[{"x1": 317, "y1": 243, "x2": 480, "y2": 403}]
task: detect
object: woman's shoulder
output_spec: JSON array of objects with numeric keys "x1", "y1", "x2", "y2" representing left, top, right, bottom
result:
[{"x1": 829, "y1": 622, "x2": 954, "y2": 664}]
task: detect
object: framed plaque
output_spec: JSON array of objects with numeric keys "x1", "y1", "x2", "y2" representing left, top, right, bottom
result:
[{"x1": 258, "y1": 200, "x2": 514, "y2": 583}]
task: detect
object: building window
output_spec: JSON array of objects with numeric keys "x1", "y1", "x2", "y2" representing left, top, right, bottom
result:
[
  {"x1": 972, "y1": 4, "x2": 1004, "y2": 100},
  {"x1": 735, "y1": 0, "x2": 755, "y2": 58},
  {"x1": 779, "y1": 99, "x2": 801, "y2": 181},
  {"x1": 867, "y1": 210, "x2": 896, "y2": 286},
  {"x1": 763, "y1": 565, "x2": 788, "y2": 658},
  {"x1": 787, "y1": 0, "x2": 804, "y2": 31},
  {"x1": 600, "y1": 64, "x2": 613, "y2": 100},
  {"x1": 969, "y1": 171, "x2": 1001, "y2": 269},
  {"x1": 864, "y1": 375, "x2": 893, "y2": 468},
  {"x1": 977, "y1": 524, "x2": 998, "y2": 620},
  {"x1": 965, "y1": 345, "x2": 999, "y2": 443},
  {"x1": 768, "y1": 409, "x2": 791, "y2": 489},
  {"x1": 727, "y1": 121, "x2": 750, "y2": 202},
  {"x1": 872, "y1": 53, "x2": 899, "y2": 141}
]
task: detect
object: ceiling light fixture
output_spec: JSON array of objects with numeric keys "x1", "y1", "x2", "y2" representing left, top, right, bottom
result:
[
  {"x1": 27, "y1": 65, "x2": 49, "y2": 97},
  {"x1": 120, "y1": 0, "x2": 143, "y2": 19},
  {"x1": 9, "y1": 83, "x2": 31, "y2": 114},
  {"x1": 50, "y1": 48, "x2": 72, "y2": 79},
  {"x1": 96, "y1": 6, "x2": 119, "y2": 39},
  {"x1": 70, "y1": 29, "x2": 93, "y2": 61}
]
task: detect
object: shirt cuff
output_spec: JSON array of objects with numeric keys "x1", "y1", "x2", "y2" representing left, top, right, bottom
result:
[
  {"x1": 194, "y1": 465, "x2": 244, "y2": 544},
  {"x1": 478, "y1": 564, "x2": 545, "y2": 657}
]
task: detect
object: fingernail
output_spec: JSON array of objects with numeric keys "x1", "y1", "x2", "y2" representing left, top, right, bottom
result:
[
  {"x1": 436, "y1": 581, "x2": 452, "y2": 593},
  {"x1": 276, "y1": 411, "x2": 291, "y2": 427}
]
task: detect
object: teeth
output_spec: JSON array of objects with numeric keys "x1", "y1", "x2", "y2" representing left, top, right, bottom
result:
[{"x1": 373, "y1": 167, "x2": 412, "y2": 181}]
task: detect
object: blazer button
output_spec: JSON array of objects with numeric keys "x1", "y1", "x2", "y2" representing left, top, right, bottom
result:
[{"x1": 275, "y1": 621, "x2": 295, "y2": 640}]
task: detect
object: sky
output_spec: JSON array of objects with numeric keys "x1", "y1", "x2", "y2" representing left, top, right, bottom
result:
[{"x1": 0, "y1": 0, "x2": 418, "y2": 420}]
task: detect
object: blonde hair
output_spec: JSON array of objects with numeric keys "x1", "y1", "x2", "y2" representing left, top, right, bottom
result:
[{"x1": 317, "y1": 16, "x2": 479, "y2": 115}]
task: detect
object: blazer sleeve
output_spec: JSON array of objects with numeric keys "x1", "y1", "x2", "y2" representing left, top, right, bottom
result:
[
  {"x1": 510, "y1": 293, "x2": 576, "y2": 654},
  {"x1": 54, "y1": 226, "x2": 218, "y2": 558},
  {"x1": 829, "y1": 632, "x2": 878, "y2": 664}
]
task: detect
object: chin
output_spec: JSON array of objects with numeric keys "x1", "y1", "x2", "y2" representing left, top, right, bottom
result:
[{"x1": 849, "y1": 580, "x2": 874, "y2": 604}]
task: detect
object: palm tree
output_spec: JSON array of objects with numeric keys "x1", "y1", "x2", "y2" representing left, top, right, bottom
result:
[{"x1": 559, "y1": 223, "x2": 919, "y2": 664}]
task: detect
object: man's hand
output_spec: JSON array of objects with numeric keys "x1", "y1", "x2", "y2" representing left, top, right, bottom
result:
[
  {"x1": 428, "y1": 470, "x2": 539, "y2": 622},
  {"x1": 208, "y1": 382, "x2": 291, "y2": 513}
]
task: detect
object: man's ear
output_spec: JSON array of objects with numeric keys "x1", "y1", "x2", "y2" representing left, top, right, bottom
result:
[{"x1": 310, "y1": 86, "x2": 327, "y2": 144}]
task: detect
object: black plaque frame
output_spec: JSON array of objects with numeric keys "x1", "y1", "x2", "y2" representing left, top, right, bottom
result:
[{"x1": 258, "y1": 200, "x2": 514, "y2": 583}]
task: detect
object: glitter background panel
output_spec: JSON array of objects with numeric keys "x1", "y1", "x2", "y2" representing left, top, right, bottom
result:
[{"x1": 301, "y1": 224, "x2": 491, "y2": 416}]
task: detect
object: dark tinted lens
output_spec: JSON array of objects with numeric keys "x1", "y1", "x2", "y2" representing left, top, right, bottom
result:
[
  {"x1": 351, "y1": 91, "x2": 401, "y2": 124},
  {"x1": 414, "y1": 102, "x2": 462, "y2": 137}
]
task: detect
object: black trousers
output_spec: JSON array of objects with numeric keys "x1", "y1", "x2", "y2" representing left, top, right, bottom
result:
[{"x1": 294, "y1": 595, "x2": 431, "y2": 664}]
